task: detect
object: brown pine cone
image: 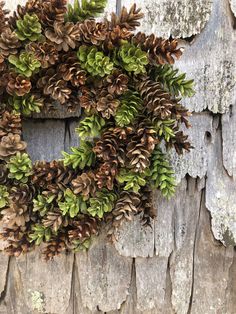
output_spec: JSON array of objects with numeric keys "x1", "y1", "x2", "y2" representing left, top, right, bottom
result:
[
  {"x1": 1, "y1": 201, "x2": 30, "y2": 227},
  {"x1": 42, "y1": 234, "x2": 67, "y2": 260},
  {"x1": 105, "y1": 26, "x2": 132, "y2": 50},
  {"x1": 0, "y1": 53, "x2": 7, "y2": 73},
  {"x1": 112, "y1": 126, "x2": 134, "y2": 141},
  {"x1": 42, "y1": 209, "x2": 68, "y2": 232},
  {"x1": 93, "y1": 130, "x2": 120, "y2": 162},
  {"x1": 0, "y1": 28, "x2": 21, "y2": 57},
  {"x1": 72, "y1": 172, "x2": 97, "y2": 198},
  {"x1": 79, "y1": 19, "x2": 107, "y2": 46},
  {"x1": 0, "y1": 111, "x2": 22, "y2": 137},
  {"x1": 138, "y1": 186, "x2": 156, "y2": 226},
  {"x1": 37, "y1": 69, "x2": 71, "y2": 104},
  {"x1": 66, "y1": 94, "x2": 81, "y2": 112},
  {"x1": 40, "y1": 0, "x2": 67, "y2": 27},
  {"x1": 126, "y1": 127, "x2": 157, "y2": 173},
  {"x1": 32, "y1": 160, "x2": 75, "y2": 194},
  {"x1": 167, "y1": 131, "x2": 192, "y2": 155},
  {"x1": 104, "y1": 70, "x2": 129, "y2": 95},
  {"x1": 0, "y1": 163, "x2": 9, "y2": 185},
  {"x1": 171, "y1": 103, "x2": 191, "y2": 128},
  {"x1": 97, "y1": 90, "x2": 120, "y2": 119},
  {"x1": 4, "y1": 237, "x2": 32, "y2": 257},
  {"x1": 58, "y1": 52, "x2": 86, "y2": 86},
  {"x1": 95, "y1": 160, "x2": 118, "y2": 190},
  {"x1": 45, "y1": 21, "x2": 80, "y2": 52},
  {"x1": 0, "y1": 133, "x2": 27, "y2": 158},
  {"x1": 79, "y1": 86, "x2": 98, "y2": 113},
  {"x1": 132, "y1": 32, "x2": 182, "y2": 64},
  {"x1": 26, "y1": 41, "x2": 59, "y2": 68},
  {"x1": 7, "y1": 72, "x2": 32, "y2": 96},
  {"x1": 9, "y1": 183, "x2": 35, "y2": 205},
  {"x1": 137, "y1": 79, "x2": 174, "y2": 119},
  {"x1": 68, "y1": 216, "x2": 99, "y2": 242},
  {"x1": 113, "y1": 191, "x2": 140, "y2": 222},
  {"x1": 0, "y1": 1, "x2": 9, "y2": 31}
]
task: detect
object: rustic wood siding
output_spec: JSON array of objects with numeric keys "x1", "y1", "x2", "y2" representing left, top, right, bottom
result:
[{"x1": 1, "y1": 0, "x2": 236, "y2": 313}]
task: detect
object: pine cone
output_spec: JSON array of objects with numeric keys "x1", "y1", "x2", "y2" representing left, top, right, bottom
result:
[
  {"x1": 68, "y1": 216, "x2": 99, "y2": 241},
  {"x1": 7, "y1": 72, "x2": 32, "y2": 96},
  {"x1": 4, "y1": 236, "x2": 32, "y2": 257},
  {"x1": 0, "y1": 53, "x2": 6, "y2": 73},
  {"x1": 40, "y1": 0, "x2": 67, "y2": 27},
  {"x1": 72, "y1": 172, "x2": 97, "y2": 198},
  {"x1": 37, "y1": 69, "x2": 71, "y2": 104},
  {"x1": 110, "y1": 4, "x2": 143, "y2": 31},
  {"x1": 0, "y1": 1, "x2": 9, "y2": 31},
  {"x1": 79, "y1": 86, "x2": 97, "y2": 113},
  {"x1": 105, "y1": 26, "x2": 132, "y2": 50},
  {"x1": 42, "y1": 209, "x2": 68, "y2": 232},
  {"x1": 137, "y1": 79, "x2": 174, "y2": 119},
  {"x1": 0, "y1": 28, "x2": 21, "y2": 57},
  {"x1": 104, "y1": 70, "x2": 129, "y2": 95},
  {"x1": 0, "y1": 133, "x2": 27, "y2": 158},
  {"x1": 0, "y1": 111, "x2": 22, "y2": 137},
  {"x1": 168, "y1": 131, "x2": 192, "y2": 155},
  {"x1": 93, "y1": 130, "x2": 121, "y2": 162},
  {"x1": 42, "y1": 235, "x2": 67, "y2": 260},
  {"x1": 126, "y1": 127, "x2": 157, "y2": 173},
  {"x1": 32, "y1": 160, "x2": 75, "y2": 194},
  {"x1": 97, "y1": 90, "x2": 120, "y2": 119},
  {"x1": 138, "y1": 186, "x2": 155, "y2": 226},
  {"x1": 9, "y1": 183, "x2": 35, "y2": 205},
  {"x1": 58, "y1": 52, "x2": 87, "y2": 86},
  {"x1": 132, "y1": 32, "x2": 182, "y2": 64},
  {"x1": 45, "y1": 21, "x2": 80, "y2": 52},
  {"x1": 1, "y1": 201, "x2": 30, "y2": 227},
  {"x1": 26, "y1": 41, "x2": 59, "y2": 68},
  {"x1": 78, "y1": 19, "x2": 107, "y2": 46},
  {"x1": 95, "y1": 160, "x2": 118, "y2": 190}
]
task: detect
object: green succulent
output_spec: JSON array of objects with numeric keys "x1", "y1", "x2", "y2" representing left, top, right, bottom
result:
[
  {"x1": 88, "y1": 189, "x2": 117, "y2": 218},
  {"x1": 67, "y1": 0, "x2": 107, "y2": 22},
  {"x1": 153, "y1": 64, "x2": 195, "y2": 97},
  {"x1": 72, "y1": 238, "x2": 92, "y2": 252},
  {"x1": 7, "y1": 152, "x2": 32, "y2": 183},
  {"x1": 16, "y1": 13, "x2": 42, "y2": 42},
  {"x1": 148, "y1": 146, "x2": 176, "y2": 199},
  {"x1": 58, "y1": 189, "x2": 87, "y2": 218},
  {"x1": 117, "y1": 43, "x2": 148, "y2": 74},
  {"x1": 8, "y1": 52, "x2": 41, "y2": 77},
  {"x1": 29, "y1": 224, "x2": 52, "y2": 245},
  {"x1": 9, "y1": 94, "x2": 44, "y2": 116},
  {"x1": 33, "y1": 194, "x2": 56, "y2": 217},
  {"x1": 116, "y1": 169, "x2": 146, "y2": 193},
  {"x1": 77, "y1": 45, "x2": 114, "y2": 77},
  {"x1": 115, "y1": 91, "x2": 143, "y2": 127},
  {"x1": 62, "y1": 141, "x2": 96, "y2": 169},
  {"x1": 76, "y1": 115, "x2": 105, "y2": 139},
  {"x1": 0, "y1": 185, "x2": 9, "y2": 209},
  {"x1": 152, "y1": 119, "x2": 176, "y2": 142}
]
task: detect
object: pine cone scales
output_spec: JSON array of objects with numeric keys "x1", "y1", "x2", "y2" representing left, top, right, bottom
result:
[
  {"x1": 42, "y1": 210, "x2": 67, "y2": 232},
  {"x1": 42, "y1": 235, "x2": 67, "y2": 260},
  {"x1": 40, "y1": 0, "x2": 67, "y2": 27},
  {"x1": 137, "y1": 79, "x2": 174, "y2": 119},
  {"x1": 9, "y1": 184, "x2": 35, "y2": 205},
  {"x1": 68, "y1": 216, "x2": 98, "y2": 241},
  {"x1": 1, "y1": 202, "x2": 30, "y2": 227},
  {"x1": 97, "y1": 90, "x2": 120, "y2": 119},
  {"x1": 113, "y1": 191, "x2": 140, "y2": 223},
  {"x1": 110, "y1": 4, "x2": 144, "y2": 30},
  {"x1": 72, "y1": 172, "x2": 97, "y2": 198},
  {"x1": 78, "y1": 19, "x2": 107, "y2": 45},
  {"x1": 0, "y1": 111, "x2": 22, "y2": 137},
  {"x1": 0, "y1": 28, "x2": 21, "y2": 56},
  {"x1": 26, "y1": 41, "x2": 59, "y2": 68},
  {"x1": 0, "y1": 133, "x2": 27, "y2": 158},
  {"x1": 0, "y1": 1, "x2": 9, "y2": 30},
  {"x1": 45, "y1": 22, "x2": 80, "y2": 52},
  {"x1": 7, "y1": 72, "x2": 32, "y2": 96},
  {"x1": 132, "y1": 32, "x2": 182, "y2": 64},
  {"x1": 104, "y1": 70, "x2": 129, "y2": 95}
]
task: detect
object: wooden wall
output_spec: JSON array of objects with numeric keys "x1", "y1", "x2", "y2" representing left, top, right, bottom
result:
[{"x1": 1, "y1": 0, "x2": 236, "y2": 313}]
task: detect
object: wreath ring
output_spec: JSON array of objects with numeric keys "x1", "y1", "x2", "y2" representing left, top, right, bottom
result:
[{"x1": 0, "y1": 0, "x2": 194, "y2": 260}]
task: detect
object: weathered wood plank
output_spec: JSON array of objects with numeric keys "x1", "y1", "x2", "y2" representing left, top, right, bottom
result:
[
  {"x1": 230, "y1": 0, "x2": 236, "y2": 16},
  {"x1": 22, "y1": 119, "x2": 66, "y2": 161},
  {"x1": 121, "y1": 0, "x2": 212, "y2": 38},
  {"x1": 76, "y1": 232, "x2": 132, "y2": 312}
]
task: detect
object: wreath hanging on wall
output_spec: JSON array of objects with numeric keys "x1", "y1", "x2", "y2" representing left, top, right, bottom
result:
[{"x1": 0, "y1": 0, "x2": 194, "y2": 260}]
